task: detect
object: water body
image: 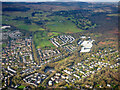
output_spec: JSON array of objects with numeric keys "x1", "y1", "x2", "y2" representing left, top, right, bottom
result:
[{"x1": 44, "y1": 66, "x2": 54, "y2": 73}]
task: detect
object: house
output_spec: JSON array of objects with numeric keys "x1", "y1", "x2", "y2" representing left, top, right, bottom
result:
[
  {"x1": 73, "y1": 74, "x2": 80, "y2": 79},
  {"x1": 1, "y1": 26, "x2": 11, "y2": 29},
  {"x1": 51, "y1": 77, "x2": 55, "y2": 81},
  {"x1": 65, "y1": 76, "x2": 69, "y2": 79},
  {"x1": 48, "y1": 80, "x2": 52, "y2": 86},
  {"x1": 64, "y1": 70, "x2": 71, "y2": 75},
  {"x1": 55, "y1": 76, "x2": 59, "y2": 79},
  {"x1": 29, "y1": 54, "x2": 33, "y2": 60},
  {"x1": 7, "y1": 66, "x2": 16, "y2": 73},
  {"x1": 37, "y1": 81, "x2": 41, "y2": 84},
  {"x1": 55, "y1": 80, "x2": 59, "y2": 84},
  {"x1": 55, "y1": 73, "x2": 61, "y2": 76},
  {"x1": 107, "y1": 84, "x2": 111, "y2": 87},
  {"x1": 81, "y1": 36, "x2": 86, "y2": 39},
  {"x1": 61, "y1": 75, "x2": 66, "y2": 79}
]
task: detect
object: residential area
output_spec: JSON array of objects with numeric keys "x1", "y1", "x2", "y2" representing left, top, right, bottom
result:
[
  {"x1": 1, "y1": 1, "x2": 119, "y2": 89},
  {"x1": 1, "y1": 25, "x2": 119, "y2": 89}
]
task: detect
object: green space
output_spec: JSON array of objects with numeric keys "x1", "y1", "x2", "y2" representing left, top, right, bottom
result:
[
  {"x1": 18, "y1": 85, "x2": 25, "y2": 89},
  {"x1": 2, "y1": 15, "x2": 45, "y2": 31},
  {"x1": 46, "y1": 20, "x2": 82, "y2": 33},
  {"x1": 95, "y1": 34, "x2": 102, "y2": 37},
  {"x1": 2, "y1": 43, "x2": 7, "y2": 48},
  {"x1": 3, "y1": 10, "x2": 32, "y2": 17},
  {"x1": 52, "y1": 10, "x2": 96, "y2": 30},
  {"x1": 33, "y1": 31, "x2": 59, "y2": 49}
]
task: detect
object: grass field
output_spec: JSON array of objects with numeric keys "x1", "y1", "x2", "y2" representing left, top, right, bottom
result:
[
  {"x1": 3, "y1": 11, "x2": 83, "y2": 33},
  {"x1": 3, "y1": 11, "x2": 32, "y2": 17},
  {"x1": 3, "y1": 11, "x2": 83, "y2": 49},
  {"x1": 2, "y1": 15, "x2": 45, "y2": 31},
  {"x1": 18, "y1": 85, "x2": 25, "y2": 89},
  {"x1": 46, "y1": 16, "x2": 83, "y2": 33},
  {"x1": 33, "y1": 31, "x2": 58, "y2": 49}
]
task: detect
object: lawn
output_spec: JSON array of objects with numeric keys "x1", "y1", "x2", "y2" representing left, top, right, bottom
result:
[
  {"x1": 36, "y1": 40, "x2": 55, "y2": 49},
  {"x1": 48, "y1": 32, "x2": 60, "y2": 38},
  {"x1": 95, "y1": 34, "x2": 101, "y2": 37},
  {"x1": 33, "y1": 31, "x2": 58, "y2": 49},
  {"x1": 18, "y1": 85, "x2": 25, "y2": 89},
  {"x1": 46, "y1": 19, "x2": 83, "y2": 33}
]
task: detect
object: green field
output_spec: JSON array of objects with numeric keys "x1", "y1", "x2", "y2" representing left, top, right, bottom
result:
[
  {"x1": 3, "y1": 11, "x2": 83, "y2": 33},
  {"x1": 46, "y1": 16, "x2": 83, "y2": 33},
  {"x1": 18, "y1": 85, "x2": 25, "y2": 89},
  {"x1": 33, "y1": 31, "x2": 59, "y2": 49},
  {"x1": 2, "y1": 15, "x2": 45, "y2": 31},
  {"x1": 3, "y1": 10, "x2": 84, "y2": 49},
  {"x1": 2, "y1": 11, "x2": 83, "y2": 49}
]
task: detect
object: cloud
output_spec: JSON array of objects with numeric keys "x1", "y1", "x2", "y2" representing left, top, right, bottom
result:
[
  {"x1": 2, "y1": 0, "x2": 119, "y2": 2},
  {"x1": 75, "y1": 0, "x2": 119, "y2": 2},
  {"x1": 2, "y1": 0, "x2": 50, "y2": 1}
]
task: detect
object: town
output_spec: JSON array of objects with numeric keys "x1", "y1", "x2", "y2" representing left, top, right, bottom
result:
[
  {"x1": 1, "y1": 25, "x2": 119, "y2": 89},
  {"x1": 1, "y1": 1, "x2": 119, "y2": 89}
]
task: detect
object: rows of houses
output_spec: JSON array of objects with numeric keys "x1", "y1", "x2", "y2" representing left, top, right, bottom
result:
[
  {"x1": 50, "y1": 35, "x2": 75, "y2": 47},
  {"x1": 2, "y1": 37, "x2": 36, "y2": 88},
  {"x1": 48, "y1": 72, "x2": 71, "y2": 86},
  {"x1": 9, "y1": 30, "x2": 22, "y2": 39},
  {"x1": 3, "y1": 66, "x2": 16, "y2": 76},
  {"x1": 23, "y1": 73, "x2": 47, "y2": 87},
  {"x1": 2, "y1": 38, "x2": 34, "y2": 67},
  {"x1": 2, "y1": 28, "x2": 22, "y2": 40},
  {"x1": 57, "y1": 35, "x2": 75, "y2": 44},
  {"x1": 2, "y1": 26, "x2": 119, "y2": 89},
  {"x1": 46, "y1": 47, "x2": 119, "y2": 88},
  {"x1": 38, "y1": 49, "x2": 60, "y2": 61},
  {"x1": 63, "y1": 45, "x2": 76, "y2": 52},
  {"x1": 2, "y1": 66, "x2": 17, "y2": 88},
  {"x1": 71, "y1": 60, "x2": 119, "y2": 79}
]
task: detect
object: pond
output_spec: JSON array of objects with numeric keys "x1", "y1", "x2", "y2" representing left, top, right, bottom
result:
[{"x1": 44, "y1": 66, "x2": 55, "y2": 73}]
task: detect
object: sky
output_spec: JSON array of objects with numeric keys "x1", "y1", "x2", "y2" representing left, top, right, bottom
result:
[{"x1": 1, "y1": 0, "x2": 119, "y2": 2}]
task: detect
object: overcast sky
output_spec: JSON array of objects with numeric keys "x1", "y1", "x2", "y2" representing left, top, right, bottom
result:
[{"x1": 1, "y1": 0, "x2": 119, "y2": 2}]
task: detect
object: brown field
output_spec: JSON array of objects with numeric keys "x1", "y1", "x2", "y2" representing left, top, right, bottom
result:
[
  {"x1": 99, "y1": 41, "x2": 115, "y2": 45},
  {"x1": 66, "y1": 32, "x2": 74, "y2": 34},
  {"x1": 106, "y1": 37, "x2": 118, "y2": 40},
  {"x1": 109, "y1": 28, "x2": 119, "y2": 35}
]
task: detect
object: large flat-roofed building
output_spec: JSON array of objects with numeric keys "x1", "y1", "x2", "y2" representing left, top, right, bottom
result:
[{"x1": 80, "y1": 40, "x2": 95, "y2": 52}]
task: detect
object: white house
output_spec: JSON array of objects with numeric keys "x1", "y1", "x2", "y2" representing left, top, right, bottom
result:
[{"x1": 48, "y1": 80, "x2": 52, "y2": 86}]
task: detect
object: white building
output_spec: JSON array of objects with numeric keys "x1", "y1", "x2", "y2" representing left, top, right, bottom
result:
[
  {"x1": 7, "y1": 66, "x2": 16, "y2": 73},
  {"x1": 80, "y1": 40, "x2": 95, "y2": 52},
  {"x1": 48, "y1": 80, "x2": 52, "y2": 86},
  {"x1": 1, "y1": 26, "x2": 11, "y2": 29}
]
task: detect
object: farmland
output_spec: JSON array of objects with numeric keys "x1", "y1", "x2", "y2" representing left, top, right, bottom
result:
[{"x1": 47, "y1": 19, "x2": 82, "y2": 33}]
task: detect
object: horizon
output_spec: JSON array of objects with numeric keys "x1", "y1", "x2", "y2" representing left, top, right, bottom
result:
[{"x1": 1, "y1": 0, "x2": 119, "y2": 2}]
